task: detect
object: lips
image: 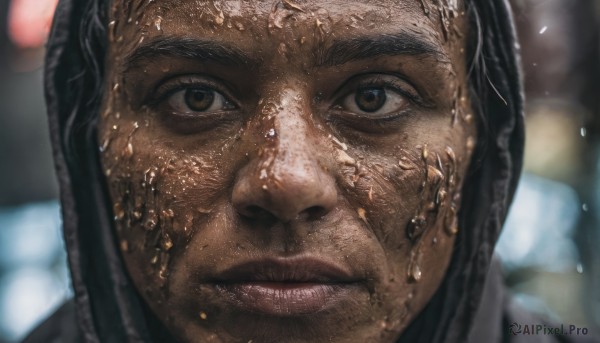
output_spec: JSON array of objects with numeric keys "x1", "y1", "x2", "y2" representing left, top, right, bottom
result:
[{"x1": 211, "y1": 256, "x2": 362, "y2": 316}]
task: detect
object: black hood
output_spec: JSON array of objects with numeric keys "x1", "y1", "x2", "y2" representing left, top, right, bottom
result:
[{"x1": 41, "y1": 0, "x2": 524, "y2": 342}]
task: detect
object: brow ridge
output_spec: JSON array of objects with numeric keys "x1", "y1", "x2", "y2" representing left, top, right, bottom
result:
[
  {"x1": 124, "y1": 36, "x2": 253, "y2": 70},
  {"x1": 318, "y1": 33, "x2": 446, "y2": 67}
]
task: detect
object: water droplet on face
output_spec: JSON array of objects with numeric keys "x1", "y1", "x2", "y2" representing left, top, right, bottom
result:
[
  {"x1": 113, "y1": 202, "x2": 125, "y2": 221},
  {"x1": 408, "y1": 263, "x2": 422, "y2": 282},
  {"x1": 427, "y1": 165, "x2": 444, "y2": 185},
  {"x1": 539, "y1": 26, "x2": 548, "y2": 34},
  {"x1": 336, "y1": 149, "x2": 355, "y2": 166},
  {"x1": 406, "y1": 215, "x2": 426, "y2": 240},
  {"x1": 576, "y1": 263, "x2": 583, "y2": 273},
  {"x1": 161, "y1": 236, "x2": 174, "y2": 251},
  {"x1": 266, "y1": 128, "x2": 277, "y2": 138},
  {"x1": 100, "y1": 138, "x2": 111, "y2": 153},
  {"x1": 123, "y1": 142, "x2": 134, "y2": 158},
  {"x1": 154, "y1": 16, "x2": 163, "y2": 31},
  {"x1": 357, "y1": 208, "x2": 368, "y2": 224},
  {"x1": 214, "y1": 10, "x2": 225, "y2": 25},
  {"x1": 464, "y1": 113, "x2": 473, "y2": 124},
  {"x1": 398, "y1": 157, "x2": 415, "y2": 170},
  {"x1": 444, "y1": 206, "x2": 459, "y2": 236}
]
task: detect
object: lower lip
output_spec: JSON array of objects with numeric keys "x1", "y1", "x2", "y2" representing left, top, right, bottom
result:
[{"x1": 216, "y1": 282, "x2": 356, "y2": 316}]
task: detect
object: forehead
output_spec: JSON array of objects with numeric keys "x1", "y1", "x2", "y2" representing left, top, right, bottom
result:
[{"x1": 110, "y1": 0, "x2": 465, "y2": 63}]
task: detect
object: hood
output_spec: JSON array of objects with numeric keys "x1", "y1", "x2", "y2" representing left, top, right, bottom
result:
[{"x1": 43, "y1": 0, "x2": 524, "y2": 342}]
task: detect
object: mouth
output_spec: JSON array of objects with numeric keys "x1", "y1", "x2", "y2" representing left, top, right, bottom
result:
[{"x1": 211, "y1": 256, "x2": 363, "y2": 316}]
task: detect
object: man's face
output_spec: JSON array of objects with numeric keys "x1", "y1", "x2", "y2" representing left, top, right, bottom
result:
[{"x1": 99, "y1": 1, "x2": 475, "y2": 342}]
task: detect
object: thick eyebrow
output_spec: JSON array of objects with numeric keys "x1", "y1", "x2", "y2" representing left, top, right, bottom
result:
[
  {"x1": 123, "y1": 37, "x2": 254, "y2": 70},
  {"x1": 317, "y1": 33, "x2": 447, "y2": 67}
]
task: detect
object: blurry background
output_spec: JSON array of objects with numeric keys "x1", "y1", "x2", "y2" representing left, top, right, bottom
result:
[{"x1": 0, "y1": 0, "x2": 599, "y2": 341}]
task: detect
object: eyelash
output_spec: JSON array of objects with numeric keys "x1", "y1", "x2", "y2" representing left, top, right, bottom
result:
[
  {"x1": 338, "y1": 76, "x2": 423, "y2": 108},
  {"x1": 147, "y1": 74, "x2": 425, "y2": 135},
  {"x1": 152, "y1": 77, "x2": 237, "y2": 109}
]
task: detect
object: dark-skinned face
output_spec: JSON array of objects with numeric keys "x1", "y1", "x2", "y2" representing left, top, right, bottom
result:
[{"x1": 99, "y1": 1, "x2": 476, "y2": 342}]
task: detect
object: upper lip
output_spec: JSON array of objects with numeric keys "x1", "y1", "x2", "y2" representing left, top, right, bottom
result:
[{"x1": 213, "y1": 256, "x2": 358, "y2": 284}]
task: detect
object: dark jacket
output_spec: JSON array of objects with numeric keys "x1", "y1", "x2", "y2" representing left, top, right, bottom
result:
[{"x1": 23, "y1": 0, "x2": 599, "y2": 342}]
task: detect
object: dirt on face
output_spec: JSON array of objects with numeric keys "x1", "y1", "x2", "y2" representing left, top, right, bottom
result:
[{"x1": 99, "y1": 1, "x2": 475, "y2": 342}]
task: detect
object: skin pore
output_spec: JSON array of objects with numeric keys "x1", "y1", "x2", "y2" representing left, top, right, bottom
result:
[{"x1": 98, "y1": 1, "x2": 476, "y2": 342}]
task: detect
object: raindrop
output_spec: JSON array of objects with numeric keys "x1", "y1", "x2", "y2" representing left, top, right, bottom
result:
[
  {"x1": 259, "y1": 169, "x2": 268, "y2": 179},
  {"x1": 398, "y1": 158, "x2": 415, "y2": 170},
  {"x1": 582, "y1": 203, "x2": 589, "y2": 212},
  {"x1": 266, "y1": 128, "x2": 277, "y2": 138},
  {"x1": 576, "y1": 263, "x2": 583, "y2": 274},
  {"x1": 123, "y1": 142, "x2": 134, "y2": 158},
  {"x1": 406, "y1": 215, "x2": 426, "y2": 240},
  {"x1": 100, "y1": 138, "x2": 111, "y2": 153},
  {"x1": 357, "y1": 208, "x2": 368, "y2": 225},
  {"x1": 113, "y1": 203, "x2": 125, "y2": 221},
  {"x1": 161, "y1": 236, "x2": 173, "y2": 251},
  {"x1": 408, "y1": 263, "x2": 422, "y2": 282},
  {"x1": 330, "y1": 135, "x2": 348, "y2": 151},
  {"x1": 580, "y1": 127, "x2": 587, "y2": 137},
  {"x1": 539, "y1": 26, "x2": 548, "y2": 34}
]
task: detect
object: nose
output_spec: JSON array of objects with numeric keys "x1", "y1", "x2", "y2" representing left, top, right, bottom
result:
[{"x1": 232, "y1": 92, "x2": 337, "y2": 223}]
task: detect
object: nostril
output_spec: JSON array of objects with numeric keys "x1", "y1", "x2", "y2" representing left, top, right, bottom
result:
[
  {"x1": 245, "y1": 205, "x2": 264, "y2": 217},
  {"x1": 245, "y1": 205, "x2": 274, "y2": 220},
  {"x1": 301, "y1": 206, "x2": 327, "y2": 220}
]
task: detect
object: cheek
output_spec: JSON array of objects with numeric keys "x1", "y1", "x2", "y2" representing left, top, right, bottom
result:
[
  {"x1": 336, "y1": 138, "x2": 465, "y2": 320},
  {"x1": 100, "y1": 118, "x2": 233, "y2": 294}
]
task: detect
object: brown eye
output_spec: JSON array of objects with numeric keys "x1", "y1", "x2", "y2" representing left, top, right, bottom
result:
[
  {"x1": 185, "y1": 88, "x2": 215, "y2": 111},
  {"x1": 355, "y1": 88, "x2": 386, "y2": 112},
  {"x1": 168, "y1": 87, "x2": 235, "y2": 114},
  {"x1": 341, "y1": 86, "x2": 408, "y2": 118}
]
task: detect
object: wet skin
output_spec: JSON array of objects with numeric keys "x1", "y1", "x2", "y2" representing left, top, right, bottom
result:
[{"x1": 99, "y1": 0, "x2": 476, "y2": 342}]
